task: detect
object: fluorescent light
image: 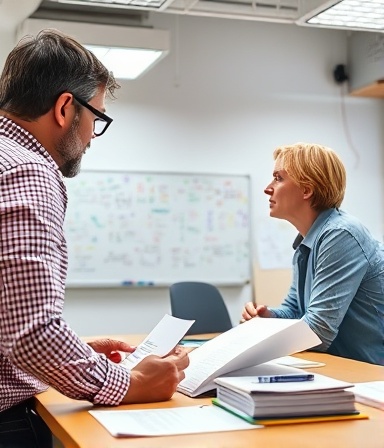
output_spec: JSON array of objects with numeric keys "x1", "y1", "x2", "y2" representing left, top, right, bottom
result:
[
  {"x1": 85, "y1": 45, "x2": 165, "y2": 79},
  {"x1": 297, "y1": 0, "x2": 384, "y2": 32},
  {"x1": 17, "y1": 18, "x2": 170, "y2": 79}
]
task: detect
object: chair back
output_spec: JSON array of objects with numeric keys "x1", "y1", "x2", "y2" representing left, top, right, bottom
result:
[{"x1": 169, "y1": 281, "x2": 233, "y2": 335}]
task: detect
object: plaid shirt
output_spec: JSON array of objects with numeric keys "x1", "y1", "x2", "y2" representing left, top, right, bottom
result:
[{"x1": 0, "y1": 117, "x2": 129, "y2": 412}]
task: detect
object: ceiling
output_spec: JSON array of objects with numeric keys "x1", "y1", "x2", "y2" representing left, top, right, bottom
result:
[
  {"x1": 20, "y1": 0, "x2": 384, "y2": 98},
  {"x1": 31, "y1": 0, "x2": 333, "y2": 26}
]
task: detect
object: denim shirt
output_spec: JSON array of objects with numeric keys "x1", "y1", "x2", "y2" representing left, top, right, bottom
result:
[{"x1": 269, "y1": 209, "x2": 384, "y2": 365}]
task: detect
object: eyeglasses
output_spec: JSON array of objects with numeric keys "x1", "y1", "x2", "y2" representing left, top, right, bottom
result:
[{"x1": 72, "y1": 94, "x2": 113, "y2": 137}]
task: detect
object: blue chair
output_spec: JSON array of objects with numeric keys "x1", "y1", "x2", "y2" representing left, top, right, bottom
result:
[{"x1": 169, "y1": 281, "x2": 233, "y2": 335}]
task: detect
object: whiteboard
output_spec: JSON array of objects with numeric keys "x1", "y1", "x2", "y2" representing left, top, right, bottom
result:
[{"x1": 63, "y1": 171, "x2": 251, "y2": 287}]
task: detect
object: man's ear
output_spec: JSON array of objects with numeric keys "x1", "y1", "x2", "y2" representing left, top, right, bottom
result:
[{"x1": 53, "y1": 92, "x2": 74, "y2": 129}]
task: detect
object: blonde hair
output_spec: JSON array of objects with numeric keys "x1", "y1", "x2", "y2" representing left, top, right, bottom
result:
[{"x1": 273, "y1": 143, "x2": 346, "y2": 210}]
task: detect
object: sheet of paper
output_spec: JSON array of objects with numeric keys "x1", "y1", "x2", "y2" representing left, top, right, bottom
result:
[
  {"x1": 214, "y1": 369, "x2": 353, "y2": 393},
  {"x1": 121, "y1": 314, "x2": 194, "y2": 369},
  {"x1": 351, "y1": 381, "x2": 384, "y2": 410},
  {"x1": 256, "y1": 218, "x2": 297, "y2": 269},
  {"x1": 272, "y1": 356, "x2": 325, "y2": 368},
  {"x1": 89, "y1": 405, "x2": 262, "y2": 437}
]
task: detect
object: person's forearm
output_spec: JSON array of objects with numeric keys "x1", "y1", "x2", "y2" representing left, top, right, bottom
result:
[{"x1": 9, "y1": 313, "x2": 130, "y2": 405}]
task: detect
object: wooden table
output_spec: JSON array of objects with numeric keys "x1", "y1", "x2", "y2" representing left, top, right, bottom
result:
[{"x1": 34, "y1": 335, "x2": 384, "y2": 448}]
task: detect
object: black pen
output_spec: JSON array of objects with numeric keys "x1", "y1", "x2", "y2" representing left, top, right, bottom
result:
[{"x1": 252, "y1": 374, "x2": 315, "y2": 383}]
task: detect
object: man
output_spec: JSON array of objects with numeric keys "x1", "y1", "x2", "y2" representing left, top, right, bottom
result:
[
  {"x1": 0, "y1": 30, "x2": 189, "y2": 448},
  {"x1": 242, "y1": 142, "x2": 384, "y2": 366}
]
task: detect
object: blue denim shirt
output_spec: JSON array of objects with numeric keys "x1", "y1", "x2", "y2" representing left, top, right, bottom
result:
[{"x1": 269, "y1": 209, "x2": 384, "y2": 365}]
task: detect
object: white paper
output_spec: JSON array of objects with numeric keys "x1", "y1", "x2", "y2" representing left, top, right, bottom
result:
[
  {"x1": 351, "y1": 381, "x2": 384, "y2": 410},
  {"x1": 272, "y1": 355, "x2": 325, "y2": 368},
  {"x1": 177, "y1": 317, "x2": 321, "y2": 397},
  {"x1": 89, "y1": 405, "x2": 262, "y2": 437},
  {"x1": 256, "y1": 218, "x2": 297, "y2": 269},
  {"x1": 121, "y1": 314, "x2": 194, "y2": 369},
  {"x1": 214, "y1": 367, "x2": 353, "y2": 394}
]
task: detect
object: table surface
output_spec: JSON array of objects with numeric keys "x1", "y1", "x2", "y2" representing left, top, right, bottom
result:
[{"x1": 34, "y1": 334, "x2": 384, "y2": 448}]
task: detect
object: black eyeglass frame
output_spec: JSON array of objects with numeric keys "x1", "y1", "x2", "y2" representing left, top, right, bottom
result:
[{"x1": 72, "y1": 94, "x2": 113, "y2": 137}]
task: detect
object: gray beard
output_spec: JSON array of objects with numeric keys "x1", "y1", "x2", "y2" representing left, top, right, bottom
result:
[
  {"x1": 60, "y1": 157, "x2": 82, "y2": 178},
  {"x1": 56, "y1": 119, "x2": 87, "y2": 178}
]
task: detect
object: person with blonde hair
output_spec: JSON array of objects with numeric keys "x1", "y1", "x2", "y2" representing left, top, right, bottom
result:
[{"x1": 242, "y1": 142, "x2": 384, "y2": 366}]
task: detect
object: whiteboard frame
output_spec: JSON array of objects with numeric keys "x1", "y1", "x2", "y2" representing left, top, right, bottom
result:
[{"x1": 64, "y1": 169, "x2": 254, "y2": 289}]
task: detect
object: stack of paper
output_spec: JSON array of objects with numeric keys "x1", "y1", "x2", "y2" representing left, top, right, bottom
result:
[
  {"x1": 351, "y1": 381, "x2": 384, "y2": 410},
  {"x1": 213, "y1": 363, "x2": 358, "y2": 420}
]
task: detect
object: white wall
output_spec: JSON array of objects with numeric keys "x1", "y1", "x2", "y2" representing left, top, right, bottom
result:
[
  {"x1": 2, "y1": 13, "x2": 383, "y2": 336},
  {"x1": 0, "y1": 0, "x2": 42, "y2": 66}
]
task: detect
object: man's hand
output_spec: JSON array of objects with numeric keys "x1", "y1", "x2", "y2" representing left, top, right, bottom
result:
[
  {"x1": 122, "y1": 347, "x2": 190, "y2": 404},
  {"x1": 240, "y1": 302, "x2": 273, "y2": 323},
  {"x1": 87, "y1": 339, "x2": 136, "y2": 363}
]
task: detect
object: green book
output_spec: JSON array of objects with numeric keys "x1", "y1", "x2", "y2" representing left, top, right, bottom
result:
[{"x1": 212, "y1": 398, "x2": 366, "y2": 426}]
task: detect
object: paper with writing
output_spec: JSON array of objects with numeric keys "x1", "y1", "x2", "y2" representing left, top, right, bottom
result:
[
  {"x1": 89, "y1": 405, "x2": 262, "y2": 437},
  {"x1": 121, "y1": 314, "x2": 194, "y2": 369}
]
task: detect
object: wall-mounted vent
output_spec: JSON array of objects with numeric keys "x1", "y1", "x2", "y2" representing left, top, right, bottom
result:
[{"x1": 38, "y1": 0, "x2": 330, "y2": 22}]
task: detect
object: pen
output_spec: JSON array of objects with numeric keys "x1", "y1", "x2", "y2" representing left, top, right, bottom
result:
[{"x1": 252, "y1": 374, "x2": 314, "y2": 383}]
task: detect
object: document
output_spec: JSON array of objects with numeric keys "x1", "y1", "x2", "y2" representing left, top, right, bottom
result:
[
  {"x1": 89, "y1": 405, "x2": 262, "y2": 437},
  {"x1": 351, "y1": 381, "x2": 384, "y2": 410},
  {"x1": 177, "y1": 317, "x2": 321, "y2": 397},
  {"x1": 121, "y1": 314, "x2": 194, "y2": 369},
  {"x1": 272, "y1": 355, "x2": 325, "y2": 368}
]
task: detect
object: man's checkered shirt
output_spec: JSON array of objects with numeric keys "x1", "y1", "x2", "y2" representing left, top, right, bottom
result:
[{"x1": 0, "y1": 116, "x2": 129, "y2": 412}]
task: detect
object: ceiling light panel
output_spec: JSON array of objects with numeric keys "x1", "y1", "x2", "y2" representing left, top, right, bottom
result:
[
  {"x1": 85, "y1": 45, "x2": 165, "y2": 79},
  {"x1": 298, "y1": 0, "x2": 384, "y2": 32}
]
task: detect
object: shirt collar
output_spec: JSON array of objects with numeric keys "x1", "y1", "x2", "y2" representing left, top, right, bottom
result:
[
  {"x1": 0, "y1": 116, "x2": 59, "y2": 172},
  {"x1": 301, "y1": 208, "x2": 339, "y2": 249}
]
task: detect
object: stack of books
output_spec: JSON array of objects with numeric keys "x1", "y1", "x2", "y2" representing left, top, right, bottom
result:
[{"x1": 212, "y1": 362, "x2": 363, "y2": 424}]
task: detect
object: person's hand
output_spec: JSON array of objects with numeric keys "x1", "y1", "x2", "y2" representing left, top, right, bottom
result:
[
  {"x1": 87, "y1": 339, "x2": 136, "y2": 363},
  {"x1": 240, "y1": 302, "x2": 273, "y2": 323},
  {"x1": 121, "y1": 347, "x2": 190, "y2": 404}
]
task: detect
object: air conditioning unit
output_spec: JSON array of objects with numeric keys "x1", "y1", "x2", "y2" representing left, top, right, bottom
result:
[{"x1": 348, "y1": 31, "x2": 384, "y2": 98}]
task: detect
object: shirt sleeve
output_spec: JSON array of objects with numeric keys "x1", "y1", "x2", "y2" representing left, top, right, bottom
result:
[
  {"x1": 268, "y1": 286, "x2": 301, "y2": 319},
  {"x1": 302, "y1": 228, "x2": 368, "y2": 350},
  {"x1": 268, "y1": 259, "x2": 302, "y2": 319},
  {"x1": 267, "y1": 228, "x2": 369, "y2": 351},
  {"x1": 0, "y1": 163, "x2": 130, "y2": 405}
]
